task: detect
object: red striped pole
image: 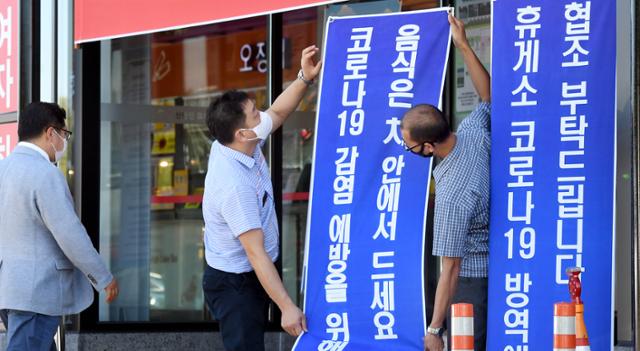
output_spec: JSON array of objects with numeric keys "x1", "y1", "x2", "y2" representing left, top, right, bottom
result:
[
  {"x1": 554, "y1": 302, "x2": 576, "y2": 351},
  {"x1": 451, "y1": 303, "x2": 474, "y2": 351}
]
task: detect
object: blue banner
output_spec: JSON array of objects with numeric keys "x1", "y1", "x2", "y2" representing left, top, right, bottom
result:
[
  {"x1": 488, "y1": 1, "x2": 616, "y2": 350},
  {"x1": 293, "y1": 9, "x2": 451, "y2": 351}
]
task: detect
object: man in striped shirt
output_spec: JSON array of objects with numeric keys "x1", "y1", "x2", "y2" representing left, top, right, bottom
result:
[
  {"x1": 401, "y1": 15, "x2": 491, "y2": 351},
  {"x1": 202, "y1": 46, "x2": 322, "y2": 351}
]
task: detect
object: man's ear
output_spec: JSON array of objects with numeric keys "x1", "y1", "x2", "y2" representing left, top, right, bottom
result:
[
  {"x1": 233, "y1": 129, "x2": 243, "y2": 142},
  {"x1": 425, "y1": 142, "x2": 436, "y2": 153},
  {"x1": 235, "y1": 128, "x2": 253, "y2": 143},
  {"x1": 44, "y1": 126, "x2": 55, "y2": 139}
]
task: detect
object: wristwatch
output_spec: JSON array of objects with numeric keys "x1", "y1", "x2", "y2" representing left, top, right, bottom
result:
[
  {"x1": 297, "y1": 69, "x2": 314, "y2": 86},
  {"x1": 427, "y1": 326, "x2": 445, "y2": 337}
]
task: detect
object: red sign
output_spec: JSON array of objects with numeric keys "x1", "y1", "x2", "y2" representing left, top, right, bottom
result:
[
  {"x1": 0, "y1": 121, "x2": 17, "y2": 159},
  {"x1": 151, "y1": 20, "x2": 317, "y2": 99},
  {"x1": 74, "y1": 0, "x2": 344, "y2": 44},
  {"x1": 0, "y1": 1, "x2": 18, "y2": 114}
]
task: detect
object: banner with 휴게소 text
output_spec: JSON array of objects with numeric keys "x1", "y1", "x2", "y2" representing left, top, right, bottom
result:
[{"x1": 488, "y1": 1, "x2": 616, "y2": 350}]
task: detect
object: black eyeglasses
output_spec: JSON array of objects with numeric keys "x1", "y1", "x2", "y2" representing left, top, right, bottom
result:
[
  {"x1": 51, "y1": 126, "x2": 73, "y2": 141},
  {"x1": 402, "y1": 140, "x2": 432, "y2": 155}
]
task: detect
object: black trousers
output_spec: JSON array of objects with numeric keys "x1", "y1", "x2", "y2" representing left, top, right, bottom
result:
[
  {"x1": 447, "y1": 277, "x2": 488, "y2": 351},
  {"x1": 203, "y1": 265, "x2": 269, "y2": 351}
]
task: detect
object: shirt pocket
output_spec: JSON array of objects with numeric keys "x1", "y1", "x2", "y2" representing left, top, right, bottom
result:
[{"x1": 259, "y1": 191, "x2": 272, "y2": 220}]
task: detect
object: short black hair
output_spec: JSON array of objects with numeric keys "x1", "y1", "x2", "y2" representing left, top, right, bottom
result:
[
  {"x1": 206, "y1": 90, "x2": 250, "y2": 145},
  {"x1": 400, "y1": 104, "x2": 450, "y2": 143},
  {"x1": 18, "y1": 102, "x2": 67, "y2": 141}
]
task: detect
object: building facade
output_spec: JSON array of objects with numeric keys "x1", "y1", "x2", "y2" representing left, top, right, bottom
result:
[{"x1": 0, "y1": 0, "x2": 637, "y2": 350}]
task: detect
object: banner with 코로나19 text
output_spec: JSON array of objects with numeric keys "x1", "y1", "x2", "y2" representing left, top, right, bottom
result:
[
  {"x1": 294, "y1": 8, "x2": 451, "y2": 351},
  {"x1": 488, "y1": 1, "x2": 616, "y2": 350}
]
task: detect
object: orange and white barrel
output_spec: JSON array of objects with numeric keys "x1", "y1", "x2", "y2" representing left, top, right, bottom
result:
[
  {"x1": 451, "y1": 303, "x2": 474, "y2": 351},
  {"x1": 554, "y1": 302, "x2": 576, "y2": 351},
  {"x1": 575, "y1": 303, "x2": 591, "y2": 350}
]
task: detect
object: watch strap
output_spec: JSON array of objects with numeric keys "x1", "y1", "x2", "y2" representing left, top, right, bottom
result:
[
  {"x1": 297, "y1": 69, "x2": 314, "y2": 86},
  {"x1": 427, "y1": 326, "x2": 445, "y2": 337}
]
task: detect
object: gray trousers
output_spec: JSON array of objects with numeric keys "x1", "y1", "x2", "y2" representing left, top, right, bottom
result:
[{"x1": 447, "y1": 277, "x2": 488, "y2": 351}]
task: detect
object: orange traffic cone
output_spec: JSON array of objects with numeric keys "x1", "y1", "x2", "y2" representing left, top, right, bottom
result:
[
  {"x1": 575, "y1": 303, "x2": 590, "y2": 350},
  {"x1": 554, "y1": 302, "x2": 576, "y2": 351},
  {"x1": 451, "y1": 303, "x2": 474, "y2": 351}
]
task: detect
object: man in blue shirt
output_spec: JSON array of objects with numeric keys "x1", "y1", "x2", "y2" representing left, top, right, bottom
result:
[
  {"x1": 401, "y1": 15, "x2": 491, "y2": 351},
  {"x1": 202, "y1": 45, "x2": 321, "y2": 351}
]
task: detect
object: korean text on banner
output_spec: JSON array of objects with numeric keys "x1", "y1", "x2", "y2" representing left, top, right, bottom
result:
[
  {"x1": 294, "y1": 8, "x2": 451, "y2": 351},
  {"x1": 487, "y1": 1, "x2": 616, "y2": 350}
]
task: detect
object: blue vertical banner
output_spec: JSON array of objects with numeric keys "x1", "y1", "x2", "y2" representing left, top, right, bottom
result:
[
  {"x1": 293, "y1": 9, "x2": 451, "y2": 351},
  {"x1": 488, "y1": 1, "x2": 616, "y2": 350}
]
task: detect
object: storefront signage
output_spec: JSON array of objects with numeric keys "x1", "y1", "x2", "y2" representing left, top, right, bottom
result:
[
  {"x1": 0, "y1": 121, "x2": 17, "y2": 159},
  {"x1": 0, "y1": 0, "x2": 18, "y2": 114},
  {"x1": 75, "y1": 0, "x2": 345, "y2": 43}
]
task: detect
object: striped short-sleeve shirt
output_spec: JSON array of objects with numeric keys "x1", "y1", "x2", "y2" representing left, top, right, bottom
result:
[
  {"x1": 432, "y1": 102, "x2": 491, "y2": 278},
  {"x1": 203, "y1": 114, "x2": 279, "y2": 273}
]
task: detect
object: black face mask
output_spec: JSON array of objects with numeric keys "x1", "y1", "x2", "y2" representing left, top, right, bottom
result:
[{"x1": 406, "y1": 142, "x2": 433, "y2": 158}]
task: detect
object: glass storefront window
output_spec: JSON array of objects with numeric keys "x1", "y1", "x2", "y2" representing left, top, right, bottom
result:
[
  {"x1": 280, "y1": 8, "x2": 321, "y2": 307},
  {"x1": 99, "y1": 17, "x2": 268, "y2": 323},
  {"x1": 97, "y1": 1, "x2": 443, "y2": 324}
]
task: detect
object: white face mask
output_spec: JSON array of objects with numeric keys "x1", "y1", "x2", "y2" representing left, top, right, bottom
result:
[
  {"x1": 239, "y1": 111, "x2": 273, "y2": 141},
  {"x1": 50, "y1": 130, "x2": 67, "y2": 163}
]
